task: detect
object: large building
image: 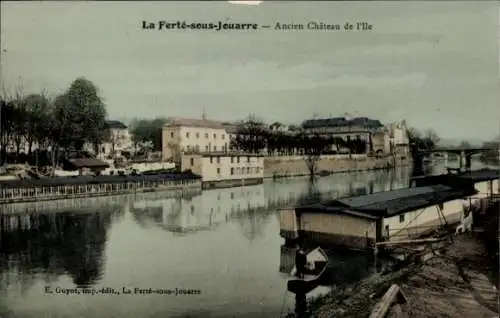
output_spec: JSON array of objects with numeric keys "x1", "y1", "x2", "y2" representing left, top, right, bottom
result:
[
  {"x1": 301, "y1": 116, "x2": 409, "y2": 155},
  {"x1": 301, "y1": 116, "x2": 383, "y2": 152},
  {"x1": 162, "y1": 117, "x2": 230, "y2": 161}
]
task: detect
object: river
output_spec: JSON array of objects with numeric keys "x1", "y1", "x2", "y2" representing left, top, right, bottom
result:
[{"x1": 0, "y1": 162, "x2": 488, "y2": 317}]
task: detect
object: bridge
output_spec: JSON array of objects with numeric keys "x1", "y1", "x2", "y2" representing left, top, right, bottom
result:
[{"x1": 416, "y1": 147, "x2": 498, "y2": 171}]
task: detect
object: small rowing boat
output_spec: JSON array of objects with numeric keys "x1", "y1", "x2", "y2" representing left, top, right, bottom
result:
[{"x1": 287, "y1": 247, "x2": 329, "y2": 294}]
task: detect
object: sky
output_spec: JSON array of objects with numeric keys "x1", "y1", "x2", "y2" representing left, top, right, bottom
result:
[{"x1": 1, "y1": 1, "x2": 499, "y2": 141}]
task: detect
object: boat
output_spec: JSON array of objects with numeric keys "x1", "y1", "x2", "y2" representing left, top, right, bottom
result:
[
  {"x1": 287, "y1": 247, "x2": 330, "y2": 294},
  {"x1": 318, "y1": 170, "x2": 331, "y2": 177}
]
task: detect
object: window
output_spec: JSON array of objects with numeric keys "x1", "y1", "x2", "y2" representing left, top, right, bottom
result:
[
  {"x1": 190, "y1": 158, "x2": 194, "y2": 166},
  {"x1": 237, "y1": 156, "x2": 240, "y2": 163},
  {"x1": 205, "y1": 145, "x2": 209, "y2": 152},
  {"x1": 384, "y1": 225, "x2": 390, "y2": 238},
  {"x1": 186, "y1": 132, "x2": 190, "y2": 138},
  {"x1": 186, "y1": 146, "x2": 191, "y2": 151},
  {"x1": 216, "y1": 168, "x2": 221, "y2": 174},
  {"x1": 247, "y1": 156, "x2": 250, "y2": 163},
  {"x1": 205, "y1": 133, "x2": 209, "y2": 138},
  {"x1": 399, "y1": 214, "x2": 405, "y2": 223},
  {"x1": 231, "y1": 157, "x2": 234, "y2": 163},
  {"x1": 213, "y1": 133, "x2": 217, "y2": 139},
  {"x1": 216, "y1": 157, "x2": 220, "y2": 163},
  {"x1": 196, "y1": 132, "x2": 200, "y2": 138},
  {"x1": 170, "y1": 132, "x2": 174, "y2": 138},
  {"x1": 230, "y1": 168, "x2": 234, "y2": 175},
  {"x1": 213, "y1": 146, "x2": 217, "y2": 152},
  {"x1": 195, "y1": 145, "x2": 200, "y2": 152},
  {"x1": 247, "y1": 167, "x2": 250, "y2": 174},
  {"x1": 210, "y1": 156, "x2": 213, "y2": 163},
  {"x1": 222, "y1": 134, "x2": 225, "y2": 139}
]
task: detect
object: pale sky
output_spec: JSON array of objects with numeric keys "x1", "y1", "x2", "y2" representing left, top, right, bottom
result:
[{"x1": 1, "y1": 1, "x2": 499, "y2": 141}]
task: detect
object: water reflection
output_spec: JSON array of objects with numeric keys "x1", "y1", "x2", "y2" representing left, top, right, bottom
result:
[
  {"x1": 0, "y1": 167, "x2": 414, "y2": 318},
  {"x1": 0, "y1": 207, "x2": 123, "y2": 290},
  {"x1": 129, "y1": 168, "x2": 412, "y2": 242}
]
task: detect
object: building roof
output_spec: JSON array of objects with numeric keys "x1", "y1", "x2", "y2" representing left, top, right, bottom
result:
[
  {"x1": 105, "y1": 120, "x2": 128, "y2": 129},
  {"x1": 301, "y1": 117, "x2": 383, "y2": 130},
  {"x1": 67, "y1": 158, "x2": 110, "y2": 169},
  {"x1": 164, "y1": 117, "x2": 226, "y2": 130},
  {"x1": 295, "y1": 184, "x2": 478, "y2": 219}
]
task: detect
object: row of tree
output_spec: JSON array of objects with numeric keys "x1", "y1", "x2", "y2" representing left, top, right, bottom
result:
[
  {"x1": 0, "y1": 78, "x2": 108, "y2": 166},
  {"x1": 229, "y1": 117, "x2": 370, "y2": 156},
  {"x1": 480, "y1": 137, "x2": 500, "y2": 165}
]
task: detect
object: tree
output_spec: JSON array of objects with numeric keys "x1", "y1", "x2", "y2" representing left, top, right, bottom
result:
[
  {"x1": 23, "y1": 92, "x2": 51, "y2": 156},
  {"x1": 480, "y1": 136, "x2": 499, "y2": 165},
  {"x1": 129, "y1": 117, "x2": 168, "y2": 153},
  {"x1": 66, "y1": 78, "x2": 107, "y2": 151},
  {"x1": 232, "y1": 115, "x2": 268, "y2": 154},
  {"x1": 302, "y1": 133, "x2": 328, "y2": 179},
  {"x1": 424, "y1": 129, "x2": 440, "y2": 148},
  {"x1": 407, "y1": 126, "x2": 438, "y2": 155},
  {"x1": 458, "y1": 140, "x2": 472, "y2": 149}
]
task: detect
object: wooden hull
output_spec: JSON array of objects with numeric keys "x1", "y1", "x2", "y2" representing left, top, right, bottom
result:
[{"x1": 287, "y1": 247, "x2": 330, "y2": 294}]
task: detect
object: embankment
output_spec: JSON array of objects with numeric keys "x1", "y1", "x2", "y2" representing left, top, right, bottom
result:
[{"x1": 264, "y1": 155, "x2": 412, "y2": 178}]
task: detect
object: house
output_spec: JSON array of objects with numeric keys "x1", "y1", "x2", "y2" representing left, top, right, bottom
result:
[
  {"x1": 63, "y1": 158, "x2": 110, "y2": 176},
  {"x1": 180, "y1": 152, "x2": 264, "y2": 189},
  {"x1": 279, "y1": 169, "x2": 499, "y2": 250},
  {"x1": 84, "y1": 120, "x2": 133, "y2": 159},
  {"x1": 162, "y1": 117, "x2": 230, "y2": 161}
]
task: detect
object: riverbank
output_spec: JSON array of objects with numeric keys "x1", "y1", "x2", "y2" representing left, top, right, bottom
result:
[
  {"x1": 307, "y1": 203, "x2": 499, "y2": 318},
  {"x1": 264, "y1": 155, "x2": 412, "y2": 179}
]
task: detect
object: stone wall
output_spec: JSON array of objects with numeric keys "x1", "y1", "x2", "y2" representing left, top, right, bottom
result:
[{"x1": 263, "y1": 155, "x2": 412, "y2": 178}]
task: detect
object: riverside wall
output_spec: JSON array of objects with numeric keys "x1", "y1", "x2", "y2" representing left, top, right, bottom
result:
[{"x1": 263, "y1": 154, "x2": 412, "y2": 178}]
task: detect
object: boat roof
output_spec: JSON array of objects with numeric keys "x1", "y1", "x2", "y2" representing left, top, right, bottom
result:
[
  {"x1": 0, "y1": 172, "x2": 201, "y2": 189},
  {"x1": 295, "y1": 184, "x2": 478, "y2": 219},
  {"x1": 456, "y1": 169, "x2": 499, "y2": 182},
  {"x1": 411, "y1": 169, "x2": 499, "y2": 188}
]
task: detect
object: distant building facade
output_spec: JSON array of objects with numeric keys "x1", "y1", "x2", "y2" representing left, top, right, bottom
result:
[
  {"x1": 180, "y1": 152, "x2": 264, "y2": 189},
  {"x1": 162, "y1": 117, "x2": 230, "y2": 161},
  {"x1": 84, "y1": 120, "x2": 133, "y2": 159},
  {"x1": 301, "y1": 116, "x2": 410, "y2": 156},
  {"x1": 385, "y1": 121, "x2": 410, "y2": 156},
  {"x1": 301, "y1": 115, "x2": 384, "y2": 153}
]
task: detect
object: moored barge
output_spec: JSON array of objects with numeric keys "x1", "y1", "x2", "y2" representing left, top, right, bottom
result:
[
  {"x1": 279, "y1": 169, "x2": 500, "y2": 250},
  {"x1": 0, "y1": 172, "x2": 202, "y2": 205}
]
